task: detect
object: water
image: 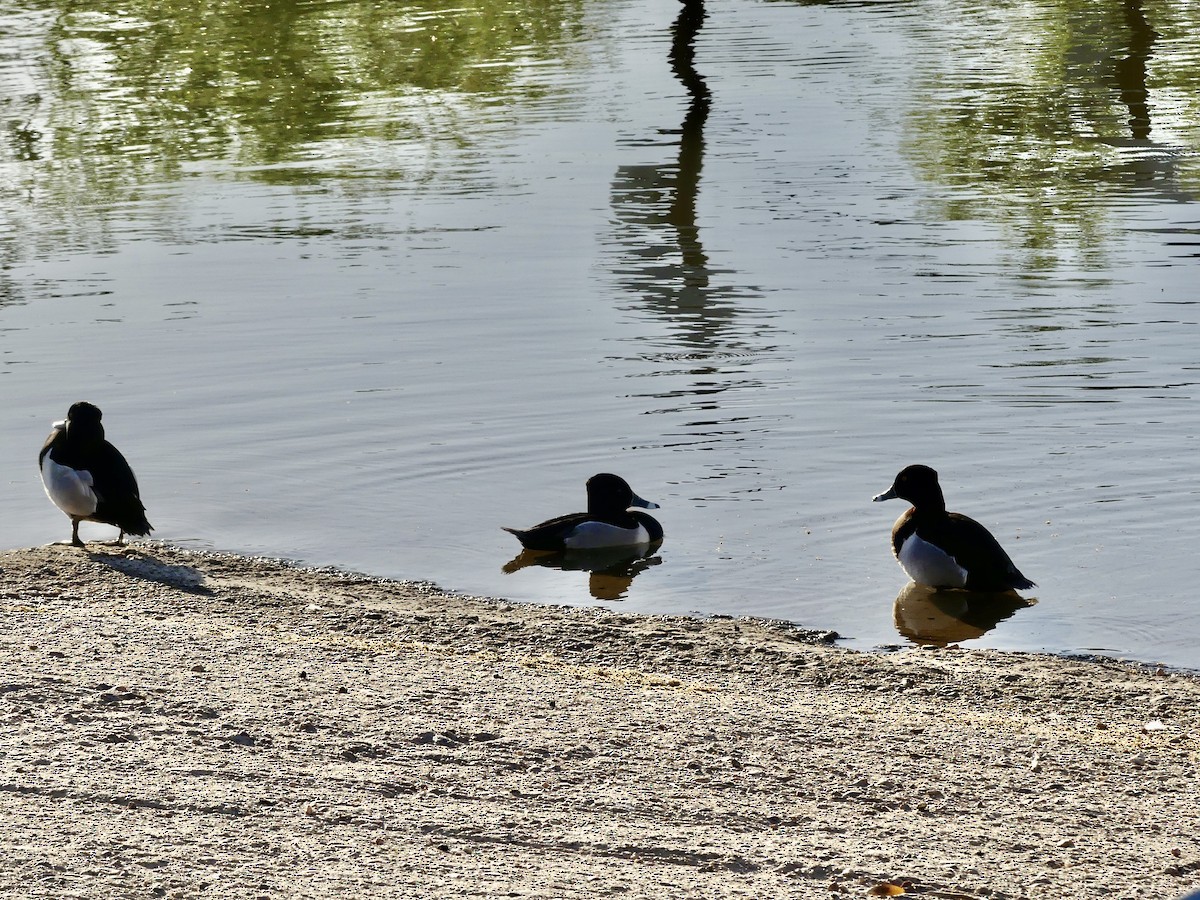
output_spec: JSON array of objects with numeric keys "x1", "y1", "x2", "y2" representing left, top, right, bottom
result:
[{"x1": 3, "y1": 0, "x2": 1200, "y2": 669}]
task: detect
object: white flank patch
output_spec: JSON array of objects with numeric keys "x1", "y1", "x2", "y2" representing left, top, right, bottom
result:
[
  {"x1": 563, "y1": 521, "x2": 651, "y2": 550},
  {"x1": 897, "y1": 533, "x2": 968, "y2": 588},
  {"x1": 41, "y1": 457, "x2": 98, "y2": 518}
]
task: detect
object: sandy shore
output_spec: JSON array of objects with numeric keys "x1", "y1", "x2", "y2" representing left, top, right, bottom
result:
[{"x1": 1, "y1": 543, "x2": 1198, "y2": 900}]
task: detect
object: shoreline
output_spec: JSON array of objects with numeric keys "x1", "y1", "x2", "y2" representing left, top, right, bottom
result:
[{"x1": 2, "y1": 542, "x2": 1198, "y2": 899}]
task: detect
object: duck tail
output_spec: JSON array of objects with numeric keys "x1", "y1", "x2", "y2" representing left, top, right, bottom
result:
[{"x1": 104, "y1": 497, "x2": 153, "y2": 537}]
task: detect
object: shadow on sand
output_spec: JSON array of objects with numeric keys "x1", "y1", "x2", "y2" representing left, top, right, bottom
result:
[{"x1": 88, "y1": 545, "x2": 212, "y2": 595}]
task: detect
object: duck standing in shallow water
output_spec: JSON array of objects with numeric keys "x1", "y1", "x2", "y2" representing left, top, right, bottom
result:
[
  {"x1": 873, "y1": 464, "x2": 1033, "y2": 592},
  {"x1": 503, "y1": 473, "x2": 663, "y2": 551},
  {"x1": 39, "y1": 401, "x2": 153, "y2": 547}
]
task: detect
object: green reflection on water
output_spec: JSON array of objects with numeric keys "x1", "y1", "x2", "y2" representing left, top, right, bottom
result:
[
  {"x1": 1, "y1": 0, "x2": 586, "y2": 189},
  {"x1": 903, "y1": 0, "x2": 1200, "y2": 269}
]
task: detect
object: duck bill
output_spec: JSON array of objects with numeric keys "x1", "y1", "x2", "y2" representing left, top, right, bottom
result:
[
  {"x1": 630, "y1": 493, "x2": 660, "y2": 510},
  {"x1": 872, "y1": 487, "x2": 898, "y2": 503}
]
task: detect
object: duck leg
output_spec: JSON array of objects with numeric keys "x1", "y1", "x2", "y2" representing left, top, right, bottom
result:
[{"x1": 71, "y1": 518, "x2": 85, "y2": 548}]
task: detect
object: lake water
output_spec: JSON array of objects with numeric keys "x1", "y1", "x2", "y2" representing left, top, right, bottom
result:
[{"x1": 3, "y1": 0, "x2": 1200, "y2": 669}]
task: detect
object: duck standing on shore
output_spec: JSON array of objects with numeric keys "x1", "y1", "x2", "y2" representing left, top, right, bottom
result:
[
  {"x1": 503, "y1": 473, "x2": 662, "y2": 551},
  {"x1": 873, "y1": 464, "x2": 1034, "y2": 592},
  {"x1": 39, "y1": 401, "x2": 153, "y2": 547}
]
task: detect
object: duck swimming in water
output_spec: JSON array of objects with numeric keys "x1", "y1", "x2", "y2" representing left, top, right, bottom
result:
[{"x1": 503, "y1": 473, "x2": 663, "y2": 551}]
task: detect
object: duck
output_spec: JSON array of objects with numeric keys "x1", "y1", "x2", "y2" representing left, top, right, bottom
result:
[
  {"x1": 39, "y1": 401, "x2": 153, "y2": 547},
  {"x1": 503, "y1": 473, "x2": 663, "y2": 551},
  {"x1": 873, "y1": 464, "x2": 1033, "y2": 592}
]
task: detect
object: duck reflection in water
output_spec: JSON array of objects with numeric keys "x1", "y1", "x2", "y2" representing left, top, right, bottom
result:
[
  {"x1": 893, "y1": 582, "x2": 1036, "y2": 647},
  {"x1": 502, "y1": 545, "x2": 663, "y2": 602}
]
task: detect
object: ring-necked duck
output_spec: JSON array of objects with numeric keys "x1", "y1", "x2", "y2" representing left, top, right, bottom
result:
[
  {"x1": 503, "y1": 473, "x2": 663, "y2": 551},
  {"x1": 873, "y1": 464, "x2": 1033, "y2": 592},
  {"x1": 39, "y1": 401, "x2": 153, "y2": 547}
]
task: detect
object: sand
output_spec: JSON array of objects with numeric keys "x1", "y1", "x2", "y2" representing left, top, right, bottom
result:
[{"x1": 1, "y1": 542, "x2": 1198, "y2": 900}]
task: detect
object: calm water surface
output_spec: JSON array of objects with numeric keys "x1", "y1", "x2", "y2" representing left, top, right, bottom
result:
[{"x1": 3, "y1": 0, "x2": 1200, "y2": 668}]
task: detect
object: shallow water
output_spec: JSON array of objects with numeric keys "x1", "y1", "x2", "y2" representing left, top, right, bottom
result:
[{"x1": 3, "y1": 0, "x2": 1200, "y2": 668}]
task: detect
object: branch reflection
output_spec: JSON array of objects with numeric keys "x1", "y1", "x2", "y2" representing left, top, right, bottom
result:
[
  {"x1": 609, "y1": 0, "x2": 760, "y2": 345},
  {"x1": 1115, "y1": 0, "x2": 1157, "y2": 141},
  {"x1": 606, "y1": 0, "x2": 779, "y2": 482}
]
